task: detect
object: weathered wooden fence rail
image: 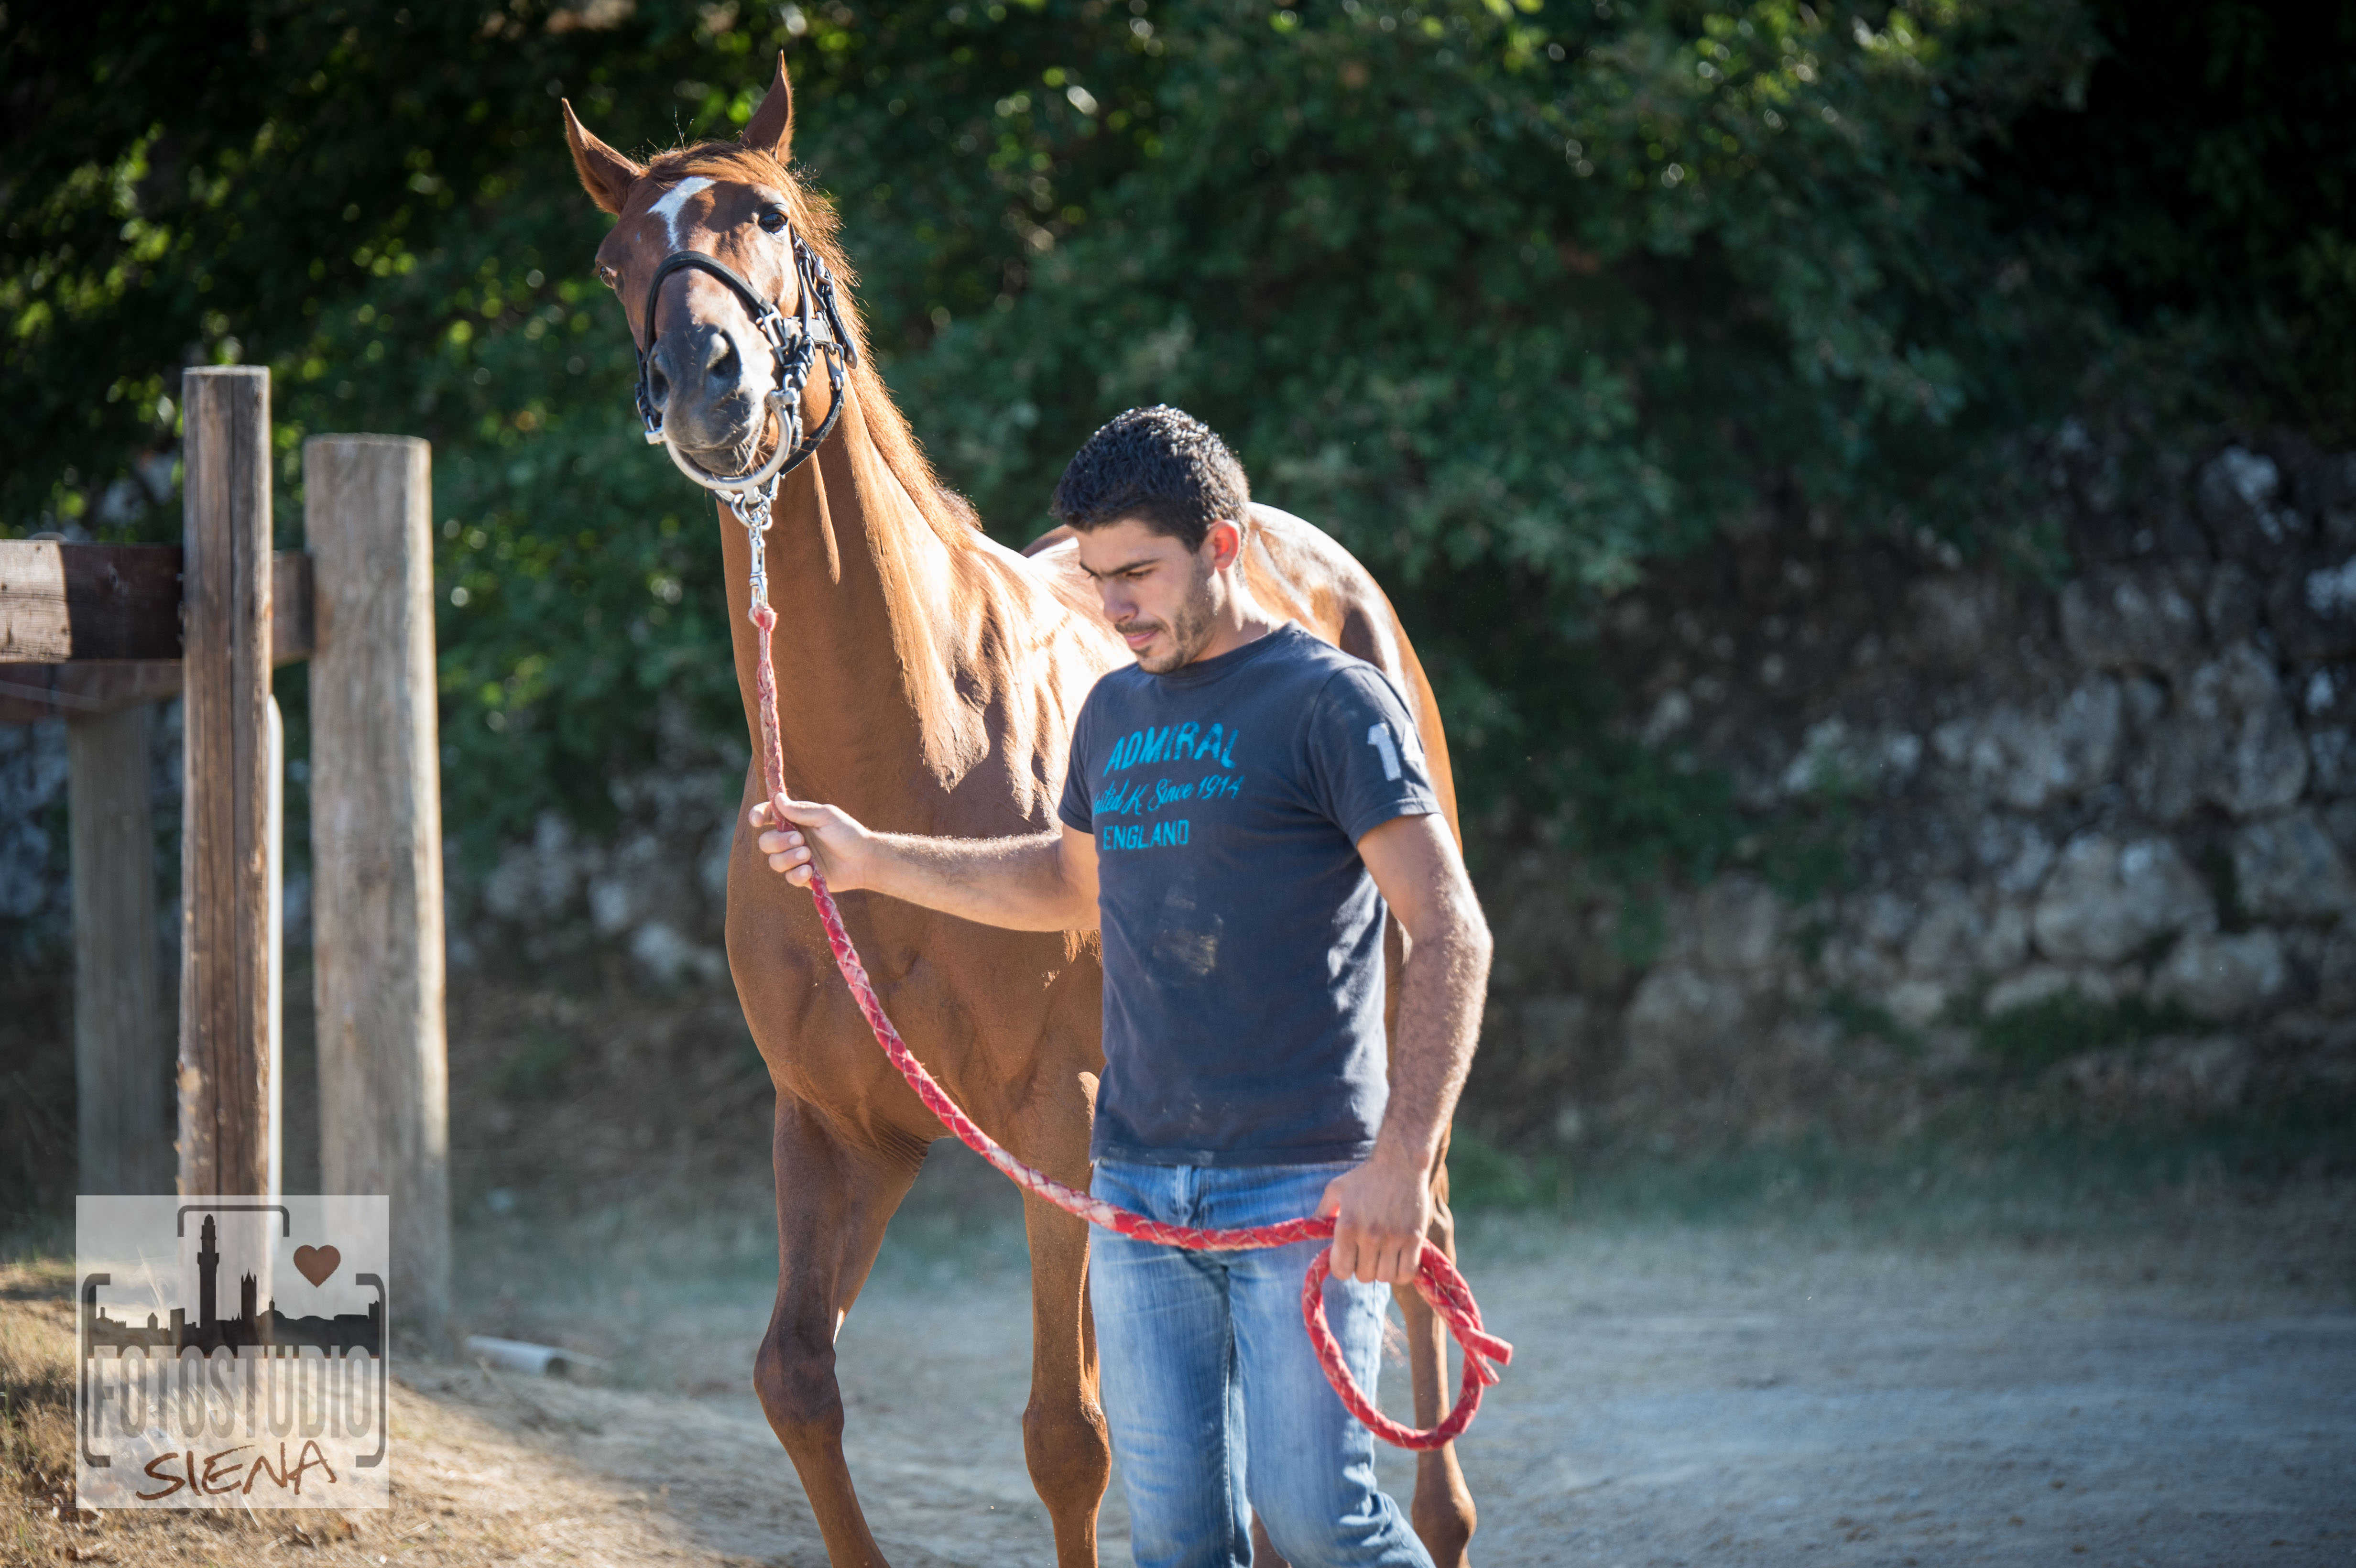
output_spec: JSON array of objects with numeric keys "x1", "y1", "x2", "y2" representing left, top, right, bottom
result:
[
  {"x1": 0, "y1": 543, "x2": 312, "y2": 674},
  {"x1": 0, "y1": 367, "x2": 449, "y2": 1350}
]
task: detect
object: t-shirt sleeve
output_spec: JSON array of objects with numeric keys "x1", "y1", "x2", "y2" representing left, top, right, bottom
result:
[
  {"x1": 1306, "y1": 664, "x2": 1441, "y2": 843},
  {"x1": 1057, "y1": 691, "x2": 1099, "y2": 835}
]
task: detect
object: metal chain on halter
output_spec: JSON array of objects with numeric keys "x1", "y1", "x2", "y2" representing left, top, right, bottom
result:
[{"x1": 726, "y1": 476, "x2": 782, "y2": 619}]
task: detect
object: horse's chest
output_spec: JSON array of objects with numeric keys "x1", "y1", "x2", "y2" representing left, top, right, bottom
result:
[{"x1": 746, "y1": 942, "x2": 955, "y2": 1077}]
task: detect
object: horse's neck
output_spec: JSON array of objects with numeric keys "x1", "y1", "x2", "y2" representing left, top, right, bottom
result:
[{"x1": 745, "y1": 394, "x2": 987, "y2": 820}]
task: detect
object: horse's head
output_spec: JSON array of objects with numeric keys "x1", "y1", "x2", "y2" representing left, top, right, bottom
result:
[{"x1": 563, "y1": 57, "x2": 857, "y2": 482}]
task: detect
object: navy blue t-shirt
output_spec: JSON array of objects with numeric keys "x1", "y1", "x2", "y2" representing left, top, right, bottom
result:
[{"x1": 1057, "y1": 622, "x2": 1440, "y2": 1166}]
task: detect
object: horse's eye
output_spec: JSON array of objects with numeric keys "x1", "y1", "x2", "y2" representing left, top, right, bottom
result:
[
  {"x1": 597, "y1": 264, "x2": 620, "y2": 288},
  {"x1": 758, "y1": 209, "x2": 788, "y2": 235}
]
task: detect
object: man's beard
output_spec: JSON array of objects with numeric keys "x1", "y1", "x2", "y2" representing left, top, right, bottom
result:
[{"x1": 1126, "y1": 558, "x2": 1218, "y2": 674}]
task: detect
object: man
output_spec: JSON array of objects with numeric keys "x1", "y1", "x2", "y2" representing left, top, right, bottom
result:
[{"x1": 749, "y1": 404, "x2": 1491, "y2": 1568}]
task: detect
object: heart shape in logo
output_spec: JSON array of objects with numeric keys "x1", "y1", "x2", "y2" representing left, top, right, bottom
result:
[{"x1": 292, "y1": 1244, "x2": 341, "y2": 1288}]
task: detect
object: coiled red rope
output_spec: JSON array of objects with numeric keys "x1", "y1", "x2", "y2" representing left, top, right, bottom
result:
[{"x1": 751, "y1": 600, "x2": 1511, "y2": 1450}]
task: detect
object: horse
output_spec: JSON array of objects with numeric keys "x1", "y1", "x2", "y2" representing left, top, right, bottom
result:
[{"x1": 563, "y1": 55, "x2": 1479, "y2": 1568}]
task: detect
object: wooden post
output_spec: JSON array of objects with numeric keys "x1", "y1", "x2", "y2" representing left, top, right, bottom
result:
[
  {"x1": 266, "y1": 694, "x2": 285, "y2": 1201},
  {"x1": 177, "y1": 366, "x2": 278, "y2": 1199},
  {"x1": 305, "y1": 435, "x2": 449, "y2": 1352},
  {"x1": 69, "y1": 704, "x2": 170, "y2": 1195}
]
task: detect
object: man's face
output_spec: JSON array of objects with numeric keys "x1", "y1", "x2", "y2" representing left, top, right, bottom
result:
[{"x1": 1075, "y1": 516, "x2": 1227, "y2": 674}]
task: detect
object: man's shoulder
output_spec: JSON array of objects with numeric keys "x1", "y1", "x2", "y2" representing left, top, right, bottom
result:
[
  {"x1": 1253, "y1": 624, "x2": 1397, "y2": 697},
  {"x1": 1279, "y1": 632, "x2": 1415, "y2": 715},
  {"x1": 1211, "y1": 629, "x2": 1418, "y2": 743}
]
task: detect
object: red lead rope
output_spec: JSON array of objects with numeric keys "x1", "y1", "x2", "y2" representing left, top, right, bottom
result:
[{"x1": 750, "y1": 601, "x2": 1511, "y2": 1449}]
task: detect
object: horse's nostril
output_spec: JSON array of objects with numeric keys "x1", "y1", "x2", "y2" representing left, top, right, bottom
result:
[
  {"x1": 706, "y1": 334, "x2": 739, "y2": 385},
  {"x1": 648, "y1": 362, "x2": 671, "y2": 405}
]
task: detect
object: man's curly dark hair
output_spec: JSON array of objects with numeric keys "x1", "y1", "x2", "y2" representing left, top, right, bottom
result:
[{"x1": 1049, "y1": 404, "x2": 1251, "y2": 553}]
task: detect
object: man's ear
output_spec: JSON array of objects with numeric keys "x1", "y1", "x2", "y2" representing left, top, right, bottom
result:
[
  {"x1": 741, "y1": 53, "x2": 795, "y2": 165},
  {"x1": 1203, "y1": 518, "x2": 1246, "y2": 572},
  {"x1": 563, "y1": 100, "x2": 643, "y2": 215}
]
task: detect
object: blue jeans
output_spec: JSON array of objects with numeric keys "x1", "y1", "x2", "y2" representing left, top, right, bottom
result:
[{"x1": 1088, "y1": 1157, "x2": 1434, "y2": 1568}]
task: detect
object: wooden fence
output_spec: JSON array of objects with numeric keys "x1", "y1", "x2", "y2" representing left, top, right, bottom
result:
[{"x1": 0, "y1": 367, "x2": 450, "y2": 1350}]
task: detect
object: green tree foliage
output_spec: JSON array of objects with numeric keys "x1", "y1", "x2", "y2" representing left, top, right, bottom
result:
[
  {"x1": 1980, "y1": 1, "x2": 2356, "y2": 434},
  {"x1": 5, "y1": 0, "x2": 2350, "y2": 870}
]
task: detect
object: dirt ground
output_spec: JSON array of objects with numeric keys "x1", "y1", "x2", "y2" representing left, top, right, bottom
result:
[{"x1": 8, "y1": 1149, "x2": 2355, "y2": 1568}]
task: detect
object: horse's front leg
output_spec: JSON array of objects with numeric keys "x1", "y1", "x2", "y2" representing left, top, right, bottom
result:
[
  {"x1": 753, "y1": 1092, "x2": 924, "y2": 1568},
  {"x1": 1018, "y1": 1187, "x2": 1111, "y2": 1567},
  {"x1": 1401, "y1": 1135, "x2": 1476, "y2": 1568},
  {"x1": 1381, "y1": 912, "x2": 1479, "y2": 1568},
  {"x1": 1008, "y1": 1074, "x2": 1112, "y2": 1568}
]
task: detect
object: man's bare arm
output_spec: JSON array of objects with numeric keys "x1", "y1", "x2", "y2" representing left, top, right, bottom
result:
[
  {"x1": 1360, "y1": 812, "x2": 1491, "y2": 1175},
  {"x1": 749, "y1": 798, "x2": 1100, "y2": 932},
  {"x1": 1317, "y1": 811, "x2": 1492, "y2": 1285}
]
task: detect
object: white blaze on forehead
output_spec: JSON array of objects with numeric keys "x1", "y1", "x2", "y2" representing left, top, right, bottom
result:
[{"x1": 648, "y1": 175, "x2": 715, "y2": 249}]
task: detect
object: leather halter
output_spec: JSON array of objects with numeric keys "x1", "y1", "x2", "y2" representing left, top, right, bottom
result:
[{"x1": 631, "y1": 229, "x2": 858, "y2": 497}]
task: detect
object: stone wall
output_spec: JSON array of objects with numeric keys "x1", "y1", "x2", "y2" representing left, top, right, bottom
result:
[
  {"x1": 1474, "y1": 433, "x2": 2356, "y2": 1147},
  {"x1": 0, "y1": 695, "x2": 735, "y2": 991},
  {"x1": 455, "y1": 761, "x2": 740, "y2": 990},
  {"x1": 0, "y1": 702, "x2": 183, "y2": 965}
]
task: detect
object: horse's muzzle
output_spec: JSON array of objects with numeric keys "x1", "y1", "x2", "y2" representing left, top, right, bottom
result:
[{"x1": 649, "y1": 321, "x2": 764, "y2": 459}]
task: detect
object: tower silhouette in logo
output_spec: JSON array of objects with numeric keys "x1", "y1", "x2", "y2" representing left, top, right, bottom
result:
[
  {"x1": 85, "y1": 1212, "x2": 382, "y2": 1357},
  {"x1": 197, "y1": 1213, "x2": 220, "y2": 1331}
]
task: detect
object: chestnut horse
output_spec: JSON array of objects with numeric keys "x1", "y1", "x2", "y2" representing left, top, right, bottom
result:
[{"x1": 565, "y1": 57, "x2": 1478, "y2": 1568}]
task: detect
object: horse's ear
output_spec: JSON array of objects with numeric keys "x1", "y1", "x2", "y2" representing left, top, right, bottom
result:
[
  {"x1": 563, "y1": 99, "x2": 643, "y2": 216},
  {"x1": 741, "y1": 53, "x2": 795, "y2": 165}
]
